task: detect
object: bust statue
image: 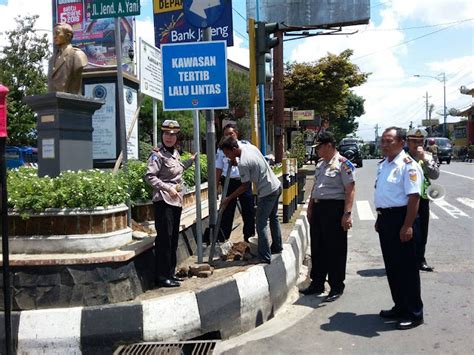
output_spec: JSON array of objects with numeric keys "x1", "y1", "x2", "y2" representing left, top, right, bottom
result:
[{"x1": 47, "y1": 23, "x2": 88, "y2": 95}]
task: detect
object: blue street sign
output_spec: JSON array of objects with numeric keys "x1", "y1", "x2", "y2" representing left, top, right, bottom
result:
[
  {"x1": 162, "y1": 41, "x2": 228, "y2": 111},
  {"x1": 184, "y1": 0, "x2": 226, "y2": 28},
  {"x1": 153, "y1": 0, "x2": 233, "y2": 48}
]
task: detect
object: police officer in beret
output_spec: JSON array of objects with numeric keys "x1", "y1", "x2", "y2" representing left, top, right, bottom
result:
[
  {"x1": 375, "y1": 126, "x2": 424, "y2": 330},
  {"x1": 301, "y1": 132, "x2": 356, "y2": 303},
  {"x1": 145, "y1": 120, "x2": 195, "y2": 288},
  {"x1": 406, "y1": 128, "x2": 439, "y2": 272}
]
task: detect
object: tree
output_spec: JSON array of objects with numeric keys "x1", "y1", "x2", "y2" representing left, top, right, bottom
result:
[
  {"x1": 216, "y1": 69, "x2": 250, "y2": 139},
  {"x1": 0, "y1": 15, "x2": 50, "y2": 146},
  {"x1": 138, "y1": 96, "x2": 202, "y2": 144},
  {"x1": 330, "y1": 93, "x2": 365, "y2": 142},
  {"x1": 284, "y1": 49, "x2": 369, "y2": 122}
]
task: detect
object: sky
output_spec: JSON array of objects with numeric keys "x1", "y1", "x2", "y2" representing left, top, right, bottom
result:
[{"x1": 0, "y1": 0, "x2": 473, "y2": 141}]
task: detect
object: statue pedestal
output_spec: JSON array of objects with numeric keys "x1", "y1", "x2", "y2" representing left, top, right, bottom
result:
[{"x1": 24, "y1": 92, "x2": 104, "y2": 177}]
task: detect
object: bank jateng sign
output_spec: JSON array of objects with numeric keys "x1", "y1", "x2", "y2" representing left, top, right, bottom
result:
[
  {"x1": 161, "y1": 41, "x2": 228, "y2": 110},
  {"x1": 152, "y1": 0, "x2": 233, "y2": 47},
  {"x1": 90, "y1": 0, "x2": 141, "y2": 19}
]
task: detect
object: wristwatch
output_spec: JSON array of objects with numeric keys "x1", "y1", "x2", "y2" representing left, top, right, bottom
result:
[{"x1": 344, "y1": 211, "x2": 352, "y2": 216}]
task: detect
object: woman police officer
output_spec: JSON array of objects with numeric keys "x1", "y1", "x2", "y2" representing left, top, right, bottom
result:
[{"x1": 145, "y1": 120, "x2": 195, "y2": 288}]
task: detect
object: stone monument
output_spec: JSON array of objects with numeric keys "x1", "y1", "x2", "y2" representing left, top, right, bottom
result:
[{"x1": 24, "y1": 22, "x2": 103, "y2": 177}]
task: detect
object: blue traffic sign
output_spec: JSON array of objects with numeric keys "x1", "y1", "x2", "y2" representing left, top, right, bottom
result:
[
  {"x1": 162, "y1": 41, "x2": 228, "y2": 111},
  {"x1": 184, "y1": 0, "x2": 226, "y2": 28}
]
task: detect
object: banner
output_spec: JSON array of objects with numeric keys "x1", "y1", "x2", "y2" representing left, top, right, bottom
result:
[{"x1": 52, "y1": 0, "x2": 135, "y2": 73}]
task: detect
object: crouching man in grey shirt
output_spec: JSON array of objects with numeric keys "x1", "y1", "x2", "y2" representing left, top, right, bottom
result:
[{"x1": 219, "y1": 136, "x2": 282, "y2": 264}]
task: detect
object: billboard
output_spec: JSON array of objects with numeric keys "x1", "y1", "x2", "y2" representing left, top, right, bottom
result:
[
  {"x1": 422, "y1": 119, "x2": 440, "y2": 126},
  {"x1": 52, "y1": 0, "x2": 135, "y2": 73},
  {"x1": 153, "y1": 0, "x2": 233, "y2": 48},
  {"x1": 246, "y1": 0, "x2": 370, "y2": 28}
]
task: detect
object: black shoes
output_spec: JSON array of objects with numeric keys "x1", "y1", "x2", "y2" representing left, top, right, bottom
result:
[
  {"x1": 172, "y1": 275, "x2": 185, "y2": 282},
  {"x1": 322, "y1": 291, "x2": 343, "y2": 303},
  {"x1": 271, "y1": 248, "x2": 283, "y2": 255},
  {"x1": 420, "y1": 262, "x2": 434, "y2": 272},
  {"x1": 157, "y1": 278, "x2": 180, "y2": 288},
  {"x1": 300, "y1": 283, "x2": 325, "y2": 295},
  {"x1": 397, "y1": 318, "x2": 424, "y2": 330},
  {"x1": 379, "y1": 308, "x2": 402, "y2": 319}
]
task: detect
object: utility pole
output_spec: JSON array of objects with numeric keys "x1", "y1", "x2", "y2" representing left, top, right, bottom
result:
[
  {"x1": 424, "y1": 92, "x2": 431, "y2": 122},
  {"x1": 374, "y1": 123, "x2": 379, "y2": 140},
  {"x1": 273, "y1": 29, "x2": 284, "y2": 163}
]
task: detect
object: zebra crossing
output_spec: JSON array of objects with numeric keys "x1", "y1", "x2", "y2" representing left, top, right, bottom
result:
[{"x1": 353, "y1": 196, "x2": 473, "y2": 223}]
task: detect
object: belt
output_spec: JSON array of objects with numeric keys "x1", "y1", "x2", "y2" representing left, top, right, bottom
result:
[
  {"x1": 313, "y1": 199, "x2": 344, "y2": 204},
  {"x1": 222, "y1": 176, "x2": 241, "y2": 181},
  {"x1": 376, "y1": 206, "x2": 406, "y2": 215}
]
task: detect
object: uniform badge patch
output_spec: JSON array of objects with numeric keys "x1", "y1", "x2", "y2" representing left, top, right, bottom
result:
[
  {"x1": 152, "y1": 154, "x2": 158, "y2": 161},
  {"x1": 408, "y1": 169, "x2": 417, "y2": 182},
  {"x1": 341, "y1": 159, "x2": 355, "y2": 174}
]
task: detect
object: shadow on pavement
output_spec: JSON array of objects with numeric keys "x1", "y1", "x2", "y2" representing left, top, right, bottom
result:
[
  {"x1": 320, "y1": 312, "x2": 396, "y2": 337},
  {"x1": 357, "y1": 268, "x2": 386, "y2": 277}
]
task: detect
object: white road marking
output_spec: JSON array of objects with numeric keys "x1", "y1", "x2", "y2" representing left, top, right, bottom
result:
[
  {"x1": 356, "y1": 200, "x2": 376, "y2": 221},
  {"x1": 440, "y1": 170, "x2": 474, "y2": 180},
  {"x1": 433, "y1": 200, "x2": 470, "y2": 219},
  {"x1": 456, "y1": 197, "x2": 474, "y2": 209},
  {"x1": 430, "y1": 211, "x2": 439, "y2": 220}
]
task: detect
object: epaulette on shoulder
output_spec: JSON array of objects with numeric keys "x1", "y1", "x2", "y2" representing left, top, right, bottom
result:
[
  {"x1": 403, "y1": 156, "x2": 413, "y2": 164},
  {"x1": 378, "y1": 158, "x2": 385, "y2": 164}
]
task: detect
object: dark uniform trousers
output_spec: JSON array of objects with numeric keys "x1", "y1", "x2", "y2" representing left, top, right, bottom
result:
[
  {"x1": 220, "y1": 177, "x2": 255, "y2": 241},
  {"x1": 415, "y1": 197, "x2": 430, "y2": 265},
  {"x1": 153, "y1": 200, "x2": 182, "y2": 280},
  {"x1": 377, "y1": 207, "x2": 423, "y2": 319},
  {"x1": 310, "y1": 199, "x2": 347, "y2": 293}
]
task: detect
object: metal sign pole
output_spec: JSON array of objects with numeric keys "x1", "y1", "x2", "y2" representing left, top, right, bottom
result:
[
  {"x1": 153, "y1": 98, "x2": 158, "y2": 147},
  {"x1": 203, "y1": 27, "x2": 218, "y2": 259},
  {"x1": 0, "y1": 137, "x2": 12, "y2": 355},
  {"x1": 193, "y1": 110, "x2": 203, "y2": 263},
  {"x1": 115, "y1": 17, "x2": 131, "y2": 226}
]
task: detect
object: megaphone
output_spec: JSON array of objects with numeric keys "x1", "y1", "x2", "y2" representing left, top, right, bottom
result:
[{"x1": 426, "y1": 184, "x2": 445, "y2": 201}]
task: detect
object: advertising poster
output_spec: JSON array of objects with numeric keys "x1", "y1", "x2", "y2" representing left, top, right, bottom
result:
[
  {"x1": 153, "y1": 0, "x2": 233, "y2": 48},
  {"x1": 52, "y1": 0, "x2": 135, "y2": 73},
  {"x1": 56, "y1": 0, "x2": 85, "y2": 31}
]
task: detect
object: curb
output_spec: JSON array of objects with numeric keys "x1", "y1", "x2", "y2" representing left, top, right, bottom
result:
[{"x1": 2, "y1": 203, "x2": 310, "y2": 354}]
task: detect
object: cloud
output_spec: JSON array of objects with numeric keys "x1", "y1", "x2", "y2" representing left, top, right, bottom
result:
[
  {"x1": 287, "y1": 1, "x2": 473, "y2": 140},
  {"x1": 227, "y1": 32, "x2": 249, "y2": 68}
]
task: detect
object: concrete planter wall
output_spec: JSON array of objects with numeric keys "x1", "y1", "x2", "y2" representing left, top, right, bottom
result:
[
  {"x1": 132, "y1": 183, "x2": 209, "y2": 223},
  {"x1": 6, "y1": 204, "x2": 131, "y2": 254}
]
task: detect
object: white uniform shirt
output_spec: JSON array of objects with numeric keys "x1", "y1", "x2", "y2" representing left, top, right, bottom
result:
[
  {"x1": 238, "y1": 143, "x2": 281, "y2": 198},
  {"x1": 374, "y1": 150, "x2": 423, "y2": 208},
  {"x1": 216, "y1": 140, "x2": 249, "y2": 179}
]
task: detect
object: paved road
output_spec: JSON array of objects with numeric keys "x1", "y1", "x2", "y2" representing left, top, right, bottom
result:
[{"x1": 215, "y1": 160, "x2": 474, "y2": 354}]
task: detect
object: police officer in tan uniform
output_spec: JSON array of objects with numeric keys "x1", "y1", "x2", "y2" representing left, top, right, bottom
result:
[
  {"x1": 145, "y1": 120, "x2": 195, "y2": 288},
  {"x1": 301, "y1": 132, "x2": 356, "y2": 302},
  {"x1": 406, "y1": 128, "x2": 439, "y2": 271}
]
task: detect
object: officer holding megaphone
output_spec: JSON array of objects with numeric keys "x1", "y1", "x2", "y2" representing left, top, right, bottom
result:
[{"x1": 406, "y1": 128, "x2": 440, "y2": 272}]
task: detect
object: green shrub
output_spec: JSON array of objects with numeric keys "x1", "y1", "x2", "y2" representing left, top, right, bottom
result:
[
  {"x1": 182, "y1": 152, "x2": 208, "y2": 187},
  {"x1": 7, "y1": 153, "x2": 210, "y2": 214},
  {"x1": 7, "y1": 168, "x2": 129, "y2": 213}
]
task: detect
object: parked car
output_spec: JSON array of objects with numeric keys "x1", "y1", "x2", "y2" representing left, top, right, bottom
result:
[
  {"x1": 5, "y1": 146, "x2": 38, "y2": 169},
  {"x1": 424, "y1": 137, "x2": 452, "y2": 164},
  {"x1": 338, "y1": 141, "x2": 363, "y2": 168}
]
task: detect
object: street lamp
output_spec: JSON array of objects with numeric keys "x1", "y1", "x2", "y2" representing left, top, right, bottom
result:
[{"x1": 414, "y1": 73, "x2": 447, "y2": 137}]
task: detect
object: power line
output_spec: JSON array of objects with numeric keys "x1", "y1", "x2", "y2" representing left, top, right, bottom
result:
[
  {"x1": 232, "y1": 7, "x2": 247, "y2": 22},
  {"x1": 353, "y1": 19, "x2": 473, "y2": 61},
  {"x1": 365, "y1": 18, "x2": 474, "y2": 32}
]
